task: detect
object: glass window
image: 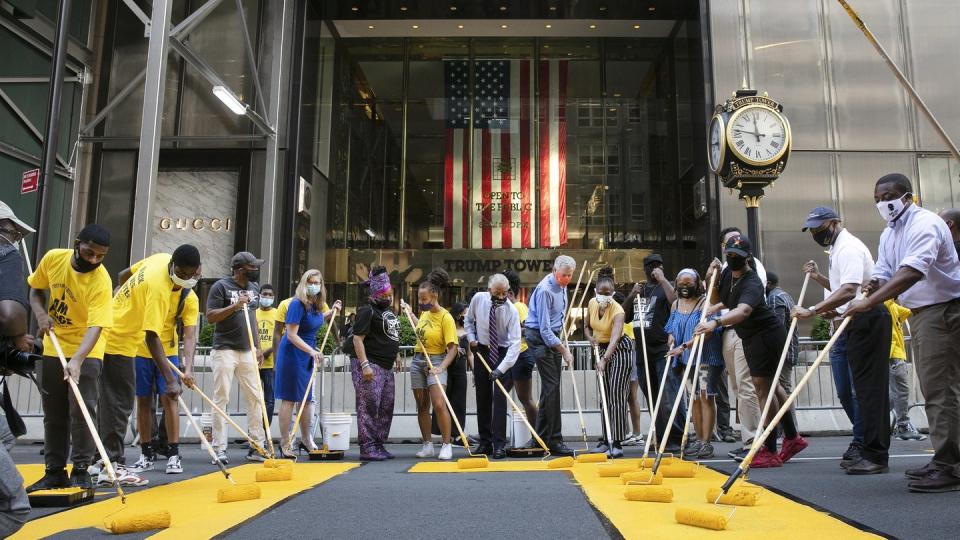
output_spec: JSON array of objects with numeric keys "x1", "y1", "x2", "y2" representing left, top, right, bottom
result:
[
  {"x1": 918, "y1": 156, "x2": 960, "y2": 212},
  {"x1": 631, "y1": 194, "x2": 646, "y2": 222}
]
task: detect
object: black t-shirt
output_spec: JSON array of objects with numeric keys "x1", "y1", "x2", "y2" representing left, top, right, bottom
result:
[
  {"x1": 718, "y1": 268, "x2": 780, "y2": 339},
  {"x1": 624, "y1": 283, "x2": 671, "y2": 346},
  {"x1": 0, "y1": 246, "x2": 28, "y2": 310},
  {"x1": 353, "y1": 304, "x2": 400, "y2": 370}
]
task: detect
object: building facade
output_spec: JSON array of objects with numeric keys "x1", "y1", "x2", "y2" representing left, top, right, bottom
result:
[{"x1": 1, "y1": 0, "x2": 958, "y2": 309}]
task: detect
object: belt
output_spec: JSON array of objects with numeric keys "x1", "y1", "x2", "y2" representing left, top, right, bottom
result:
[{"x1": 910, "y1": 297, "x2": 960, "y2": 315}]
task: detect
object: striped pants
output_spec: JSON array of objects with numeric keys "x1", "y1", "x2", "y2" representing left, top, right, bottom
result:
[{"x1": 598, "y1": 338, "x2": 634, "y2": 444}]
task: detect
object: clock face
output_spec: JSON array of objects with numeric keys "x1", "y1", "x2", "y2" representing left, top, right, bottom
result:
[
  {"x1": 708, "y1": 114, "x2": 725, "y2": 173},
  {"x1": 726, "y1": 105, "x2": 789, "y2": 166}
]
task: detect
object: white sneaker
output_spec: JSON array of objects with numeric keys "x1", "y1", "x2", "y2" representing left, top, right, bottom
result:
[
  {"x1": 97, "y1": 464, "x2": 149, "y2": 487},
  {"x1": 87, "y1": 460, "x2": 103, "y2": 476},
  {"x1": 438, "y1": 443, "x2": 453, "y2": 461},
  {"x1": 416, "y1": 442, "x2": 435, "y2": 458},
  {"x1": 213, "y1": 450, "x2": 229, "y2": 465},
  {"x1": 127, "y1": 454, "x2": 154, "y2": 473},
  {"x1": 166, "y1": 455, "x2": 183, "y2": 474}
]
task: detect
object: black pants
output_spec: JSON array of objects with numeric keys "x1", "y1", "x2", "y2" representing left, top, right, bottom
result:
[
  {"x1": 846, "y1": 305, "x2": 893, "y2": 465},
  {"x1": 474, "y1": 344, "x2": 513, "y2": 448},
  {"x1": 527, "y1": 328, "x2": 564, "y2": 447},
  {"x1": 259, "y1": 368, "x2": 275, "y2": 429},
  {"x1": 97, "y1": 354, "x2": 136, "y2": 464},
  {"x1": 433, "y1": 354, "x2": 467, "y2": 436},
  {"x1": 637, "y1": 343, "x2": 684, "y2": 446},
  {"x1": 40, "y1": 356, "x2": 102, "y2": 469},
  {"x1": 714, "y1": 370, "x2": 732, "y2": 433}
]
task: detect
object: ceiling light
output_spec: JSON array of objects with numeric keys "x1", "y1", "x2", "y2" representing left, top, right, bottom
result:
[
  {"x1": 411, "y1": 24, "x2": 419, "y2": 29},
  {"x1": 633, "y1": 24, "x2": 641, "y2": 29},
  {"x1": 212, "y1": 85, "x2": 246, "y2": 115},
  {"x1": 545, "y1": 24, "x2": 552, "y2": 28},
  {"x1": 648, "y1": 6, "x2": 656, "y2": 11},
  {"x1": 499, "y1": 5, "x2": 507, "y2": 11},
  {"x1": 501, "y1": 24, "x2": 508, "y2": 29},
  {"x1": 364, "y1": 228, "x2": 377, "y2": 239},
  {"x1": 351, "y1": 6, "x2": 359, "y2": 11},
  {"x1": 368, "y1": 25, "x2": 375, "y2": 29},
  {"x1": 450, "y1": 6, "x2": 457, "y2": 11},
  {"x1": 400, "y1": 5, "x2": 408, "y2": 11},
  {"x1": 549, "y1": 5, "x2": 557, "y2": 11},
  {"x1": 599, "y1": 6, "x2": 607, "y2": 11},
  {"x1": 457, "y1": 24, "x2": 464, "y2": 29},
  {"x1": 589, "y1": 24, "x2": 597, "y2": 29}
]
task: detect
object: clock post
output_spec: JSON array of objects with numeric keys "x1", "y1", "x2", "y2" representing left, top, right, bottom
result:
[{"x1": 707, "y1": 88, "x2": 791, "y2": 260}]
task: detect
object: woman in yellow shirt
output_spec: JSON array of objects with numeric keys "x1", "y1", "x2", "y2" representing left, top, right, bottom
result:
[
  {"x1": 404, "y1": 269, "x2": 458, "y2": 460},
  {"x1": 584, "y1": 267, "x2": 634, "y2": 458}
]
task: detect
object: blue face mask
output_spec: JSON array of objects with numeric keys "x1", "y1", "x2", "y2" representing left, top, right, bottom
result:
[
  {"x1": 260, "y1": 297, "x2": 274, "y2": 308},
  {"x1": 306, "y1": 284, "x2": 322, "y2": 296}
]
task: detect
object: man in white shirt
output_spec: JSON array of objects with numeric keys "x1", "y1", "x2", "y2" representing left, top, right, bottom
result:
[
  {"x1": 465, "y1": 274, "x2": 521, "y2": 459},
  {"x1": 794, "y1": 206, "x2": 892, "y2": 475},
  {"x1": 846, "y1": 173, "x2": 960, "y2": 492}
]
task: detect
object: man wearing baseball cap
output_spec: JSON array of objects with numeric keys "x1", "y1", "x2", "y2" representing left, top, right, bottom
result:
[
  {"x1": 793, "y1": 206, "x2": 892, "y2": 475},
  {"x1": 205, "y1": 251, "x2": 266, "y2": 463},
  {"x1": 0, "y1": 201, "x2": 36, "y2": 354}
]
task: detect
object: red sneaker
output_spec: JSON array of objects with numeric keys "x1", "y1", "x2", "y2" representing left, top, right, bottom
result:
[
  {"x1": 750, "y1": 447, "x2": 784, "y2": 468},
  {"x1": 778, "y1": 435, "x2": 809, "y2": 463}
]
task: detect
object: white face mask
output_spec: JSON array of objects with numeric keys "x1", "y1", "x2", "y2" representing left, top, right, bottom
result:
[
  {"x1": 876, "y1": 193, "x2": 910, "y2": 223},
  {"x1": 260, "y1": 297, "x2": 274, "y2": 308},
  {"x1": 596, "y1": 294, "x2": 613, "y2": 307},
  {"x1": 170, "y1": 271, "x2": 197, "y2": 289},
  {"x1": 306, "y1": 284, "x2": 322, "y2": 296}
]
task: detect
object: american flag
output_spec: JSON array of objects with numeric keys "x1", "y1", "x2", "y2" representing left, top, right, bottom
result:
[{"x1": 443, "y1": 59, "x2": 567, "y2": 249}]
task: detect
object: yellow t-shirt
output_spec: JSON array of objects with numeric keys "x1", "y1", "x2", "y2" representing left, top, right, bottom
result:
[
  {"x1": 414, "y1": 308, "x2": 457, "y2": 355},
  {"x1": 27, "y1": 249, "x2": 113, "y2": 359},
  {"x1": 275, "y1": 297, "x2": 293, "y2": 329},
  {"x1": 257, "y1": 307, "x2": 277, "y2": 369},
  {"x1": 885, "y1": 299, "x2": 911, "y2": 361},
  {"x1": 104, "y1": 253, "x2": 176, "y2": 357},
  {"x1": 587, "y1": 298, "x2": 631, "y2": 343},
  {"x1": 514, "y1": 301, "x2": 529, "y2": 353},
  {"x1": 135, "y1": 288, "x2": 198, "y2": 358}
]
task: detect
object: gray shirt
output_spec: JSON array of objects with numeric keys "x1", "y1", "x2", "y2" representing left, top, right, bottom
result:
[{"x1": 207, "y1": 278, "x2": 260, "y2": 350}]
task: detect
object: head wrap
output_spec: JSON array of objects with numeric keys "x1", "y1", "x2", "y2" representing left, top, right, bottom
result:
[
  {"x1": 368, "y1": 271, "x2": 392, "y2": 298},
  {"x1": 676, "y1": 268, "x2": 700, "y2": 281}
]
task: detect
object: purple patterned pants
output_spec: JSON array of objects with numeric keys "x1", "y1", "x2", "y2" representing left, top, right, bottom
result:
[{"x1": 351, "y1": 358, "x2": 396, "y2": 453}]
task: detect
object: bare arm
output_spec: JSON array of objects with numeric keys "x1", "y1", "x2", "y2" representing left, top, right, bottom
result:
[
  {"x1": 28, "y1": 288, "x2": 52, "y2": 333},
  {"x1": 439, "y1": 342, "x2": 458, "y2": 370},
  {"x1": 145, "y1": 330, "x2": 181, "y2": 397},
  {"x1": 603, "y1": 313, "x2": 625, "y2": 360},
  {"x1": 206, "y1": 299, "x2": 242, "y2": 324},
  {"x1": 845, "y1": 267, "x2": 923, "y2": 317},
  {"x1": 285, "y1": 323, "x2": 317, "y2": 355}
]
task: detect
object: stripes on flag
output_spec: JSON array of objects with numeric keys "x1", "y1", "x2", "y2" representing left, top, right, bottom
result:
[{"x1": 444, "y1": 59, "x2": 567, "y2": 249}]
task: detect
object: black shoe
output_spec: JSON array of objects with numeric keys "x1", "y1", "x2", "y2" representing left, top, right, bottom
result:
[
  {"x1": 908, "y1": 469, "x2": 960, "y2": 492},
  {"x1": 905, "y1": 461, "x2": 942, "y2": 480},
  {"x1": 727, "y1": 447, "x2": 750, "y2": 462},
  {"x1": 840, "y1": 442, "x2": 862, "y2": 469},
  {"x1": 845, "y1": 458, "x2": 888, "y2": 475},
  {"x1": 26, "y1": 469, "x2": 70, "y2": 492},
  {"x1": 492, "y1": 447, "x2": 507, "y2": 460},
  {"x1": 523, "y1": 438, "x2": 537, "y2": 449},
  {"x1": 549, "y1": 443, "x2": 575, "y2": 457},
  {"x1": 664, "y1": 443, "x2": 682, "y2": 455},
  {"x1": 472, "y1": 444, "x2": 494, "y2": 456},
  {"x1": 69, "y1": 469, "x2": 94, "y2": 489}
]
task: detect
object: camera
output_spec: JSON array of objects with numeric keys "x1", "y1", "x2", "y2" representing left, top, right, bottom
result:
[{"x1": 0, "y1": 346, "x2": 39, "y2": 379}]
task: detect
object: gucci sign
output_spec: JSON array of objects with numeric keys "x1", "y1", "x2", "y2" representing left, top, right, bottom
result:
[{"x1": 158, "y1": 217, "x2": 234, "y2": 232}]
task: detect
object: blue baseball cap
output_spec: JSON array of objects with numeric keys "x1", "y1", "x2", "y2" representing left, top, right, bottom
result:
[{"x1": 802, "y1": 206, "x2": 840, "y2": 231}]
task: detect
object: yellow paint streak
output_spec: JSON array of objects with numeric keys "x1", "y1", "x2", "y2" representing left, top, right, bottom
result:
[
  {"x1": 13, "y1": 463, "x2": 356, "y2": 539},
  {"x1": 409, "y1": 461, "x2": 880, "y2": 539}
]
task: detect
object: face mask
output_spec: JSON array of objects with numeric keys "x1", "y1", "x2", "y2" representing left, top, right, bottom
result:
[
  {"x1": 419, "y1": 302, "x2": 433, "y2": 311},
  {"x1": 306, "y1": 284, "x2": 322, "y2": 296},
  {"x1": 811, "y1": 225, "x2": 836, "y2": 247},
  {"x1": 677, "y1": 285, "x2": 697, "y2": 299},
  {"x1": 246, "y1": 268, "x2": 260, "y2": 282},
  {"x1": 0, "y1": 232, "x2": 16, "y2": 247},
  {"x1": 373, "y1": 297, "x2": 391, "y2": 309},
  {"x1": 170, "y1": 270, "x2": 198, "y2": 289},
  {"x1": 73, "y1": 248, "x2": 101, "y2": 273},
  {"x1": 555, "y1": 272, "x2": 572, "y2": 287},
  {"x1": 260, "y1": 297, "x2": 274, "y2": 308},
  {"x1": 726, "y1": 256, "x2": 747, "y2": 271},
  {"x1": 876, "y1": 194, "x2": 910, "y2": 222},
  {"x1": 491, "y1": 295, "x2": 507, "y2": 307},
  {"x1": 595, "y1": 294, "x2": 613, "y2": 307}
]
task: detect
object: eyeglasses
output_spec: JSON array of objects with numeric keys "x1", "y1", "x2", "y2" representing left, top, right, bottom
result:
[{"x1": 0, "y1": 228, "x2": 23, "y2": 242}]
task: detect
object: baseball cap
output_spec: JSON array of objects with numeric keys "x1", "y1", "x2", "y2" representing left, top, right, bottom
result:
[
  {"x1": 801, "y1": 206, "x2": 840, "y2": 231},
  {"x1": 724, "y1": 235, "x2": 752, "y2": 257},
  {"x1": 231, "y1": 251, "x2": 264, "y2": 268},
  {"x1": 643, "y1": 253, "x2": 664, "y2": 266},
  {"x1": 0, "y1": 200, "x2": 35, "y2": 235}
]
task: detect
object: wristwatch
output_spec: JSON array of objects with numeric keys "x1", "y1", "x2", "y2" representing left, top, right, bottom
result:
[{"x1": 807, "y1": 305, "x2": 818, "y2": 315}]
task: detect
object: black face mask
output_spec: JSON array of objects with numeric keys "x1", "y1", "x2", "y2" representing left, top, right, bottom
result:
[
  {"x1": 726, "y1": 256, "x2": 747, "y2": 271},
  {"x1": 491, "y1": 296, "x2": 507, "y2": 307},
  {"x1": 677, "y1": 285, "x2": 697, "y2": 298},
  {"x1": 812, "y1": 225, "x2": 836, "y2": 247},
  {"x1": 372, "y1": 297, "x2": 391, "y2": 309},
  {"x1": 73, "y1": 247, "x2": 101, "y2": 273},
  {"x1": 245, "y1": 268, "x2": 260, "y2": 282}
]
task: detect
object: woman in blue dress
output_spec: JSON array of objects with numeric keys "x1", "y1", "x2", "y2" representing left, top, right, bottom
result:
[
  {"x1": 275, "y1": 269, "x2": 341, "y2": 458},
  {"x1": 665, "y1": 268, "x2": 723, "y2": 458}
]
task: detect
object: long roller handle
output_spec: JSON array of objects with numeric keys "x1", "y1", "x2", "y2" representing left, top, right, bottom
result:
[{"x1": 178, "y1": 395, "x2": 234, "y2": 484}]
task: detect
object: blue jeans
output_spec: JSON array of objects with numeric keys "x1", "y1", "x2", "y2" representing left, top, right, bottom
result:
[{"x1": 829, "y1": 332, "x2": 864, "y2": 444}]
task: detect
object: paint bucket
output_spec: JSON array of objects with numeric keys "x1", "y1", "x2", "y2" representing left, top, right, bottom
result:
[
  {"x1": 512, "y1": 410, "x2": 530, "y2": 447},
  {"x1": 320, "y1": 413, "x2": 352, "y2": 451},
  {"x1": 201, "y1": 412, "x2": 213, "y2": 443}
]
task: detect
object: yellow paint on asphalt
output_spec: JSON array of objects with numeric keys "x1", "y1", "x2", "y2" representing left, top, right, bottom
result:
[
  {"x1": 13, "y1": 462, "x2": 357, "y2": 538},
  {"x1": 410, "y1": 460, "x2": 880, "y2": 539}
]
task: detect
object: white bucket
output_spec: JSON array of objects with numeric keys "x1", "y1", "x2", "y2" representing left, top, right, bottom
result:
[
  {"x1": 511, "y1": 411, "x2": 530, "y2": 447},
  {"x1": 321, "y1": 413, "x2": 352, "y2": 451},
  {"x1": 200, "y1": 412, "x2": 213, "y2": 443}
]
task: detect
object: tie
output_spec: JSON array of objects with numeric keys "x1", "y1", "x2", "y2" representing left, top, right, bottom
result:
[{"x1": 488, "y1": 300, "x2": 500, "y2": 365}]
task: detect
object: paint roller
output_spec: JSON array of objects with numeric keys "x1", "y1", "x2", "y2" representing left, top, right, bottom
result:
[
  {"x1": 289, "y1": 306, "x2": 339, "y2": 455},
  {"x1": 46, "y1": 331, "x2": 171, "y2": 534},
  {"x1": 660, "y1": 462, "x2": 698, "y2": 478},
  {"x1": 256, "y1": 467, "x2": 293, "y2": 482},
  {"x1": 650, "y1": 268, "x2": 718, "y2": 474},
  {"x1": 675, "y1": 507, "x2": 730, "y2": 531},
  {"x1": 164, "y1": 358, "x2": 271, "y2": 460},
  {"x1": 706, "y1": 487, "x2": 761, "y2": 506},
  {"x1": 624, "y1": 485, "x2": 673, "y2": 503},
  {"x1": 176, "y1": 394, "x2": 260, "y2": 503},
  {"x1": 473, "y1": 351, "x2": 573, "y2": 469},
  {"x1": 717, "y1": 305, "x2": 856, "y2": 497},
  {"x1": 593, "y1": 345, "x2": 615, "y2": 460},
  {"x1": 242, "y1": 303, "x2": 277, "y2": 458},
  {"x1": 403, "y1": 305, "x2": 488, "y2": 469},
  {"x1": 621, "y1": 470, "x2": 663, "y2": 485}
]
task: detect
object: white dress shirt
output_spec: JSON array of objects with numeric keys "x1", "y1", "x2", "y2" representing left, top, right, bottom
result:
[
  {"x1": 464, "y1": 292, "x2": 521, "y2": 371},
  {"x1": 827, "y1": 228, "x2": 875, "y2": 314},
  {"x1": 873, "y1": 203, "x2": 960, "y2": 309}
]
